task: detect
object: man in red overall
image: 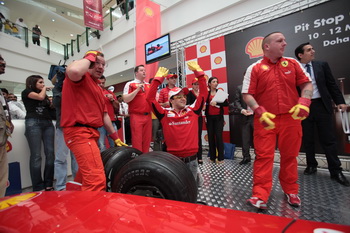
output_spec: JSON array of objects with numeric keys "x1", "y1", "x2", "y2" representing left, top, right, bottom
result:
[
  {"x1": 61, "y1": 50, "x2": 126, "y2": 191},
  {"x1": 242, "y1": 32, "x2": 313, "y2": 209},
  {"x1": 158, "y1": 73, "x2": 178, "y2": 108},
  {"x1": 123, "y1": 65, "x2": 152, "y2": 153},
  {"x1": 147, "y1": 61, "x2": 208, "y2": 184}
]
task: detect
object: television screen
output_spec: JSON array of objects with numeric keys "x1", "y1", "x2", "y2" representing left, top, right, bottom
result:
[{"x1": 145, "y1": 33, "x2": 171, "y2": 64}]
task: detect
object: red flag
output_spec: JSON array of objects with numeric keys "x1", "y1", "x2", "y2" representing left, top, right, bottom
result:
[
  {"x1": 83, "y1": 0, "x2": 104, "y2": 31},
  {"x1": 136, "y1": 0, "x2": 161, "y2": 81}
]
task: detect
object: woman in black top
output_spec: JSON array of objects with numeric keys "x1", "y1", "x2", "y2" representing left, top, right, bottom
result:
[
  {"x1": 205, "y1": 77, "x2": 228, "y2": 163},
  {"x1": 22, "y1": 75, "x2": 55, "y2": 191}
]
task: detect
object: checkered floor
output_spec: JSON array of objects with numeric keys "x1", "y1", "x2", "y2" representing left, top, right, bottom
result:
[{"x1": 197, "y1": 154, "x2": 350, "y2": 225}]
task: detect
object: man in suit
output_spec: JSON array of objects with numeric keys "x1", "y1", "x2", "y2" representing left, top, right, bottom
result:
[
  {"x1": 295, "y1": 42, "x2": 349, "y2": 186},
  {"x1": 232, "y1": 84, "x2": 254, "y2": 165}
]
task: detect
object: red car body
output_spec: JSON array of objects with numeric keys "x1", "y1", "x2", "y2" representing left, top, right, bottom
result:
[{"x1": 0, "y1": 191, "x2": 349, "y2": 233}]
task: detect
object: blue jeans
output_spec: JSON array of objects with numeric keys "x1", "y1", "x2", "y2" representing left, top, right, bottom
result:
[
  {"x1": 54, "y1": 127, "x2": 78, "y2": 190},
  {"x1": 24, "y1": 118, "x2": 55, "y2": 191},
  {"x1": 97, "y1": 122, "x2": 117, "y2": 152}
]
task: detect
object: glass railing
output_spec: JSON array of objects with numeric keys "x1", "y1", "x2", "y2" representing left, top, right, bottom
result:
[{"x1": 1, "y1": 0, "x2": 133, "y2": 58}]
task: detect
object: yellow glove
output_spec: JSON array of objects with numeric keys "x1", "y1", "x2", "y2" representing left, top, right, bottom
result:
[
  {"x1": 187, "y1": 61, "x2": 203, "y2": 72},
  {"x1": 289, "y1": 97, "x2": 311, "y2": 120},
  {"x1": 155, "y1": 67, "x2": 169, "y2": 78},
  {"x1": 115, "y1": 138, "x2": 128, "y2": 147},
  {"x1": 255, "y1": 106, "x2": 276, "y2": 130}
]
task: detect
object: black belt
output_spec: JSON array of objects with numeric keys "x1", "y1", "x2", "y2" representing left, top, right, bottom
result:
[
  {"x1": 311, "y1": 98, "x2": 322, "y2": 102},
  {"x1": 180, "y1": 155, "x2": 197, "y2": 163},
  {"x1": 73, "y1": 123, "x2": 97, "y2": 130},
  {"x1": 132, "y1": 112, "x2": 149, "y2": 115}
]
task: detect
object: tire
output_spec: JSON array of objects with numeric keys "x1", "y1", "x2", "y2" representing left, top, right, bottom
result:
[
  {"x1": 100, "y1": 146, "x2": 142, "y2": 191},
  {"x1": 111, "y1": 151, "x2": 198, "y2": 203}
]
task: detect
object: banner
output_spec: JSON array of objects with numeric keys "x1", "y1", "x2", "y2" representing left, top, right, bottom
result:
[
  {"x1": 136, "y1": 0, "x2": 161, "y2": 80},
  {"x1": 83, "y1": 0, "x2": 104, "y2": 31},
  {"x1": 225, "y1": 0, "x2": 350, "y2": 155}
]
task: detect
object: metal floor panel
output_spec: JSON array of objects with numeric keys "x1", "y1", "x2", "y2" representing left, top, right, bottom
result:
[{"x1": 197, "y1": 156, "x2": 350, "y2": 226}]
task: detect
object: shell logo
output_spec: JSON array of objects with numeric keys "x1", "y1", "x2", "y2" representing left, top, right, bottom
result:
[
  {"x1": 245, "y1": 37, "x2": 264, "y2": 59},
  {"x1": 200, "y1": 45, "x2": 207, "y2": 53},
  {"x1": 0, "y1": 193, "x2": 40, "y2": 211},
  {"x1": 214, "y1": 56, "x2": 222, "y2": 65},
  {"x1": 144, "y1": 7, "x2": 154, "y2": 17}
]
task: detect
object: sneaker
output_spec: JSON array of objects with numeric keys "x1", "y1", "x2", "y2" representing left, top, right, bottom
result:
[
  {"x1": 285, "y1": 193, "x2": 301, "y2": 207},
  {"x1": 66, "y1": 181, "x2": 82, "y2": 191},
  {"x1": 247, "y1": 197, "x2": 267, "y2": 209}
]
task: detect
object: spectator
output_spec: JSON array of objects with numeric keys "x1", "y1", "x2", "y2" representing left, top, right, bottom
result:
[
  {"x1": 4, "y1": 20, "x2": 11, "y2": 35},
  {"x1": 7, "y1": 93, "x2": 26, "y2": 112},
  {"x1": 123, "y1": 65, "x2": 152, "y2": 153},
  {"x1": 146, "y1": 62, "x2": 208, "y2": 185},
  {"x1": 15, "y1": 18, "x2": 27, "y2": 39},
  {"x1": 158, "y1": 73, "x2": 178, "y2": 108},
  {"x1": 0, "y1": 13, "x2": 5, "y2": 32},
  {"x1": 187, "y1": 78, "x2": 204, "y2": 164},
  {"x1": 1, "y1": 89, "x2": 25, "y2": 119},
  {"x1": 22, "y1": 75, "x2": 55, "y2": 191},
  {"x1": 32, "y1": 24, "x2": 42, "y2": 46},
  {"x1": 294, "y1": 42, "x2": 349, "y2": 186},
  {"x1": 148, "y1": 78, "x2": 162, "y2": 151},
  {"x1": 242, "y1": 32, "x2": 313, "y2": 209},
  {"x1": 205, "y1": 77, "x2": 229, "y2": 164},
  {"x1": 117, "y1": 95, "x2": 131, "y2": 145},
  {"x1": 97, "y1": 75, "x2": 119, "y2": 152},
  {"x1": 0, "y1": 54, "x2": 14, "y2": 197},
  {"x1": 11, "y1": 23, "x2": 20, "y2": 38},
  {"x1": 233, "y1": 84, "x2": 254, "y2": 165},
  {"x1": 61, "y1": 50, "x2": 126, "y2": 191}
]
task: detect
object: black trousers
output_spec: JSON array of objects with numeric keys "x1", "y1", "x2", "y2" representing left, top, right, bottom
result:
[
  {"x1": 302, "y1": 98, "x2": 342, "y2": 175},
  {"x1": 206, "y1": 115, "x2": 224, "y2": 161},
  {"x1": 242, "y1": 115, "x2": 254, "y2": 158},
  {"x1": 197, "y1": 115, "x2": 203, "y2": 160}
]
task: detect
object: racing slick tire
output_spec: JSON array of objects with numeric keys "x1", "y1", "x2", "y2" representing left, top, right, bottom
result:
[
  {"x1": 101, "y1": 146, "x2": 142, "y2": 191},
  {"x1": 111, "y1": 151, "x2": 198, "y2": 203}
]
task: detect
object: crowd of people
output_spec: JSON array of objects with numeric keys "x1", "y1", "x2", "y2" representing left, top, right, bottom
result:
[
  {"x1": 0, "y1": 31, "x2": 348, "y2": 210},
  {"x1": 0, "y1": 14, "x2": 42, "y2": 46}
]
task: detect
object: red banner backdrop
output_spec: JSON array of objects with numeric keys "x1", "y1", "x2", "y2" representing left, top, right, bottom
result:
[
  {"x1": 83, "y1": 0, "x2": 104, "y2": 31},
  {"x1": 136, "y1": 0, "x2": 161, "y2": 80}
]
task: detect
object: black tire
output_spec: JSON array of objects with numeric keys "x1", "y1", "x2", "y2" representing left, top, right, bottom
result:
[
  {"x1": 111, "y1": 151, "x2": 198, "y2": 203},
  {"x1": 101, "y1": 146, "x2": 142, "y2": 191}
]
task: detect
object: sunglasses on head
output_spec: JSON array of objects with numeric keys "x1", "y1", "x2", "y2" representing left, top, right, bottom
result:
[{"x1": 171, "y1": 95, "x2": 187, "y2": 100}]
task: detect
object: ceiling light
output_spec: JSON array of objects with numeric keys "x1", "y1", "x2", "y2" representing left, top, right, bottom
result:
[
  {"x1": 0, "y1": 2, "x2": 4, "y2": 5},
  {"x1": 52, "y1": 19, "x2": 55, "y2": 22},
  {"x1": 70, "y1": 34, "x2": 74, "y2": 37}
]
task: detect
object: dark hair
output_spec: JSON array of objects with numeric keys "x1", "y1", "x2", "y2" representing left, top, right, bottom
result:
[
  {"x1": 208, "y1": 77, "x2": 218, "y2": 85},
  {"x1": 134, "y1": 65, "x2": 144, "y2": 73},
  {"x1": 294, "y1": 42, "x2": 310, "y2": 61},
  {"x1": 262, "y1": 31, "x2": 282, "y2": 50},
  {"x1": 149, "y1": 78, "x2": 154, "y2": 83},
  {"x1": 117, "y1": 95, "x2": 122, "y2": 98},
  {"x1": 1, "y1": 88, "x2": 8, "y2": 95},
  {"x1": 25, "y1": 75, "x2": 44, "y2": 93},
  {"x1": 99, "y1": 75, "x2": 106, "y2": 81}
]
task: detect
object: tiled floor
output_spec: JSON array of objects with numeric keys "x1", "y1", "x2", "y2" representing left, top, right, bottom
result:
[{"x1": 197, "y1": 154, "x2": 350, "y2": 226}]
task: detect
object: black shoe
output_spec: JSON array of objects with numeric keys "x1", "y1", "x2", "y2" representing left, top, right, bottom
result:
[
  {"x1": 304, "y1": 166, "x2": 317, "y2": 175},
  {"x1": 331, "y1": 172, "x2": 350, "y2": 187},
  {"x1": 239, "y1": 158, "x2": 251, "y2": 165}
]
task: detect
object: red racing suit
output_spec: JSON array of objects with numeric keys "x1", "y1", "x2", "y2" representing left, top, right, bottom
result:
[
  {"x1": 242, "y1": 56, "x2": 311, "y2": 202},
  {"x1": 123, "y1": 79, "x2": 152, "y2": 153},
  {"x1": 147, "y1": 72, "x2": 208, "y2": 157},
  {"x1": 61, "y1": 72, "x2": 107, "y2": 191}
]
